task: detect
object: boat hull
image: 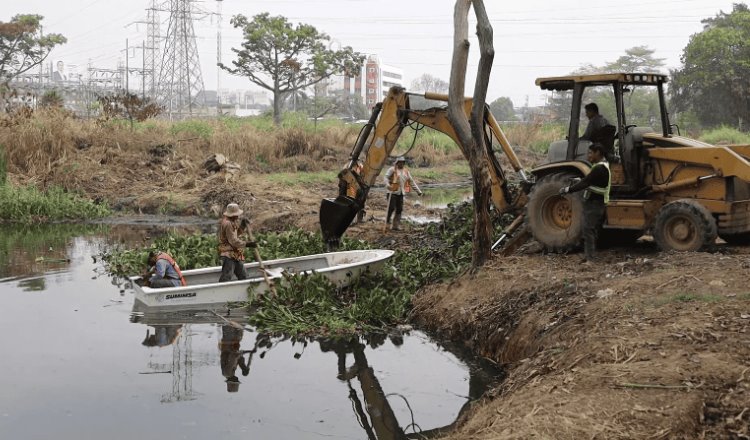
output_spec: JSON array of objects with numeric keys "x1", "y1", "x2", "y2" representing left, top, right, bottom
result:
[{"x1": 130, "y1": 249, "x2": 394, "y2": 310}]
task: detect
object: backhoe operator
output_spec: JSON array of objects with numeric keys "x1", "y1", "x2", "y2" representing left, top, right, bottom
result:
[
  {"x1": 559, "y1": 143, "x2": 611, "y2": 262},
  {"x1": 384, "y1": 156, "x2": 422, "y2": 231}
]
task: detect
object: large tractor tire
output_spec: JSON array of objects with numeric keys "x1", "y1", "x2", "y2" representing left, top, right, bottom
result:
[
  {"x1": 653, "y1": 200, "x2": 717, "y2": 251},
  {"x1": 526, "y1": 173, "x2": 584, "y2": 251}
]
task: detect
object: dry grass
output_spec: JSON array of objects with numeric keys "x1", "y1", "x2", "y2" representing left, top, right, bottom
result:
[{"x1": 502, "y1": 119, "x2": 566, "y2": 153}]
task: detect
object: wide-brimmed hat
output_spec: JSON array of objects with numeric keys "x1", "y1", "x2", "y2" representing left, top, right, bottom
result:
[
  {"x1": 223, "y1": 203, "x2": 243, "y2": 217},
  {"x1": 395, "y1": 156, "x2": 406, "y2": 163}
]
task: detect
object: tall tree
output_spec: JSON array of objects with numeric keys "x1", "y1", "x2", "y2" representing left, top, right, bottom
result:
[
  {"x1": 489, "y1": 96, "x2": 515, "y2": 121},
  {"x1": 604, "y1": 46, "x2": 665, "y2": 72},
  {"x1": 409, "y1": 73, "x2": 449, "y2": 109},
  {"x1": 671, "y1": 3, "x2": 750, "y2": 128},
  {"x1": 447, "y1": 0, "x2": 495, "y2": 268},
  {"x1": 0, "y1": 14, "x2": 66, "y2": 87},
  {"x1": 220, "y1": 13, "x2": 364, "y2": 126},
  {"x1": 410, "y1": 73, "x2": 449, "y2": 93}
]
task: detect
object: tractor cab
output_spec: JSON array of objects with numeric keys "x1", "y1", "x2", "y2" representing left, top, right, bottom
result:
[{"x1": 536, "y1": 73, "x2": 672, "y2": 196}]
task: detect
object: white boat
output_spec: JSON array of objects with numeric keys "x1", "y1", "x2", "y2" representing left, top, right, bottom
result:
[{"x1": 130, "y1": 249, "x2": 395, "y2": 310}]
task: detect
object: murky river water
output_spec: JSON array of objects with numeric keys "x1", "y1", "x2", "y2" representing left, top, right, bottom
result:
[{"x1": 0, "y1": 223, "x2": 498, "y2": 440}]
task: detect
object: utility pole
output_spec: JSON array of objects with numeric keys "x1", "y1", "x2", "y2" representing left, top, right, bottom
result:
[
  {"x1": 216, "y1": 0, "x2": 222, "y2": 117},
  {"x1": 125, "y1": 38, "x2": 130, "y2": 93},
  {"x1": 156, "y1": 0, "x2": 207, "y2": 119},
  {"x1": 142, "y1": 41, "x2": 146, "y2": 99}
]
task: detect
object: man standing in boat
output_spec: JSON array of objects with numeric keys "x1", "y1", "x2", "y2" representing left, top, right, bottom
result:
[
  {"x1": 144, "y1": 251, "x2": 186, "y2": 288},
  {"x1": 218, "y1": 203, "x2": 256, "y2": 282}
]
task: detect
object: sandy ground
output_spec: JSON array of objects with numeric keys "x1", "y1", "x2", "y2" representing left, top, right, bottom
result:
[{"x1": 13, "y1": 142, "x2": 749, "y2": 439}]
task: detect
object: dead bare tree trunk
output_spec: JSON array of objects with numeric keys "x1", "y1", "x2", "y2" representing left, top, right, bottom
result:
[{"x1": 447, "y1": 0, "x2": 496, "y2": 268}]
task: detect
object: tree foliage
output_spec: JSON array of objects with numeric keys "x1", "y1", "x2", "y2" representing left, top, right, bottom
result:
[
  {"x1": 671, "y1": 3, "x2": 750, "y2": 129},
  {"x1": 220, "y1": 13, "x2": 365, "y2": 125},
  {"x1": 98, "y1": 92, "x2": 162, "y2": 130},
  {"x1": 489, "y1": 96, "x2": 515, "y2": 121},
  {"x1": 0, "y1": 15, "x2": 66, "y2": 86},
  {"x1": 547, "y1": 46, "x2": 665, "y2": 125}
]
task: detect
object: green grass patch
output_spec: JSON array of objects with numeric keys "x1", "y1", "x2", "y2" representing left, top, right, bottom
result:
[
  {"x1": 448, "y1": 163, "x2": 471, "y2": 176},
  {"x1": 267, "y1": 171, "x2": 338, "y2": 186},
  {"x1": 699, "y1": 126, "x2": 750, "y2": 145},
  {"x1": 397, "y1": 127, "x2": 458, "y2": 153},
  {"x1": 169, "y1": 120, "x2": 214, "y2": 139},
  {"x1": 411, "y1": 168, "x2": 444, "y2": 180},
  {"x1": 0, "y1": 184, "x2": 110, "y2": 222},
  {"x1": 652, "y1": 292, "x2": 724, "y2": 306}
]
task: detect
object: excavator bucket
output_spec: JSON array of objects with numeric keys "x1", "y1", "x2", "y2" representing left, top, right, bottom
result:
[{"x1": 320, "y1": 196, "x2": 360, "y2": 249}]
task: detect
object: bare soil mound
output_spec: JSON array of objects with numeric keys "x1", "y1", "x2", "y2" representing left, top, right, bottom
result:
[{"x1": 413, "y1": 245, "x2": 750, "y2": 439}]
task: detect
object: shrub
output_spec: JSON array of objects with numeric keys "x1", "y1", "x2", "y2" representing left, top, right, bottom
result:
[{"x1": 699, "y1": 126, "x2": 750, "y2": 145}]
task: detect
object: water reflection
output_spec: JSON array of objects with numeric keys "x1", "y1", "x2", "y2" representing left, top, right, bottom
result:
[
  {"x1": 130, "y1": 308, "x2": 501, "y2": 439},
  {"x1": 0, "y1": 223, "x2": 107, "y2": 279},
  {"x1": 419, "y1": 187, "x2": 472, "y2": 209}
]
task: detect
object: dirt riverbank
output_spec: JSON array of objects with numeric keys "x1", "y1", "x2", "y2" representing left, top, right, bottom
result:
[{"x1": 411, "y1": 241, "x2": 750, "y2": 440}]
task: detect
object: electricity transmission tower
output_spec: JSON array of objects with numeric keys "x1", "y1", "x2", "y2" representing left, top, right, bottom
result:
[
  {"x1": 146, "y1": 0, "x2": 161, "y2": 98},
  {"x1": 156, "y1": 0, "x2": 206, "y2": 119}
]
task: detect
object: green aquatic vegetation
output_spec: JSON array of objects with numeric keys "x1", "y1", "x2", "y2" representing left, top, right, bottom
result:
[
  {"x1": 248, "y1": 246, "x2": 455, "y2": 336},
  {"x1": 0, "y1": 184, "x2": 110, "y2": 222}
]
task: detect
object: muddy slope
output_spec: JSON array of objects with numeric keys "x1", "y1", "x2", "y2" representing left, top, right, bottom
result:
[{"x1": 413, "y1": 245, "x2": 750, "y2": 439}]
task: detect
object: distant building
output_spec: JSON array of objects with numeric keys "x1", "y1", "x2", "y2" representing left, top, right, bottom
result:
[{"x1": 332, "y1": 55, "x2": 404, "y2": 110}]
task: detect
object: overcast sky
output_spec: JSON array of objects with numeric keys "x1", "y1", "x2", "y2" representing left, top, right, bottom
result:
[{"x1": 4, "y1": 0, "x2": 739, "y2": 107}]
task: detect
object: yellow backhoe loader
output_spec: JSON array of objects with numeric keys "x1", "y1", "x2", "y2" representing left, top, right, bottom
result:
[
  {"x1": 530, "y1": 73, "x2": 750, "y2": 251},
  {"x1": 321, "y1": 73, "x2": 750, "y2": 254},
  {"x1": 319, "y1": 86, "x2": 530, "y2": 250}
]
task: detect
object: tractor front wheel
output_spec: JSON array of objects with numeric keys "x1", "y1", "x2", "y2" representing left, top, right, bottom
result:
[
  {"x1": 653, "y1": 200, "x2": 717, "y2": 251},
  {"x1": 526, "y1": 173, "x2": 584, "y2": 251}
]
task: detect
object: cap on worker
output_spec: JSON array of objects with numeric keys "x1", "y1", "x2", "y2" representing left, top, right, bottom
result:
[
  {"x1": 223, "y1": 203, "x2": 243, "y2": 217},
  {"x1": 395, "y1": 156, "x2": 406, "y2": 163}
]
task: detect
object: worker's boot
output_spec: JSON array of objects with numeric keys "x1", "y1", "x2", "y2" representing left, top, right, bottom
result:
[{"x1": 392, "y1": 214, "x2": 402, "y2": 231}]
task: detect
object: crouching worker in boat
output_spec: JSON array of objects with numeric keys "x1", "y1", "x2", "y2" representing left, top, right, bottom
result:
[
  {"x1": 218, "y1": 203, "x2": 257, "y2": 282},
  {"x1": 143, "y1": 251, "x2": 186, "y2": 288}
]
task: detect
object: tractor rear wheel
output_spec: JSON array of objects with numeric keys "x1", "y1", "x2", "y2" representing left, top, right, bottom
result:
[
  {"x1": 653, "y1": 200, "x2": 717, "y2": 251},
  {"x1": 526, "y1": 173, "x2": 584, "y2": 251}
]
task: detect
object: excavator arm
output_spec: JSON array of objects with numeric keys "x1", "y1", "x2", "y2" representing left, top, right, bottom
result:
[{"x1": 320, "y1": 86, "x2": 529, "y2": 249}]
